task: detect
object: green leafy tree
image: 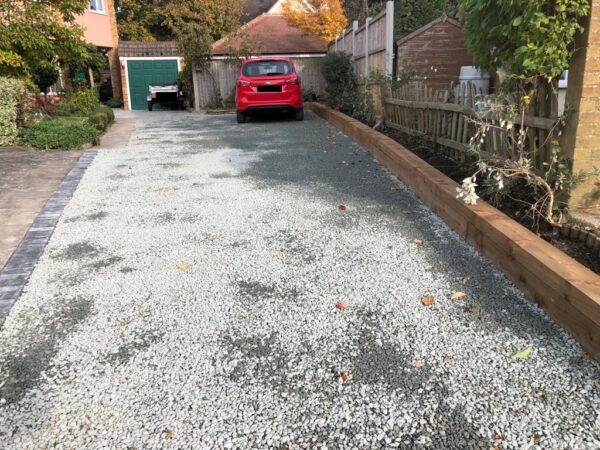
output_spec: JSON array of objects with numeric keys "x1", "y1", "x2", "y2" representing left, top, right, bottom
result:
[
  {"x1": 116, "y1": 0, "x2": 243, "y2": 41},
  {"x1": 31, "y1": 63, "x2": 60, "y2": 94},
  {"x1": 0, "y1": 0, "x2": 92, "y2": 77},
  {"x1": 459, "y1": 0, "x2": 589, "y2": 80},
  {"x1": 114, "y1": 0, "x2": 159, "y2": 41},
  {"x1": 170, "y1": 1, "x2": 243, "y2": 106},
  {"x1": 344, "y1": 0, "x2": 458, "y2": 35},
  {"x1": 395, "y1": 0, "x2": 458, "y2": 35}
]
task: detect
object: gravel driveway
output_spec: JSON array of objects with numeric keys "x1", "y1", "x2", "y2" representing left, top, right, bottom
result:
[{"x1": 0, "y1": 111, "x2": 598, "y2": 449}]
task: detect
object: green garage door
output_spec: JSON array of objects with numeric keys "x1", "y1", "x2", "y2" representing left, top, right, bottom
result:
[{"x1": 127, "y1": 59, "x2": 179, "y2": 110}]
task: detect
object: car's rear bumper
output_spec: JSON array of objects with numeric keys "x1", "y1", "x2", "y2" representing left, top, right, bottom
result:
[
  {"x1": 237, "y1": 94, "x2": 303, "y2": 113},
  {"x1": 240, "y1": 104, "x2": 302, "y2": 113}
]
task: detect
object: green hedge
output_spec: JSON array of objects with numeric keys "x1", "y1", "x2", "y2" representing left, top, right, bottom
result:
[
  {"x1": 0, "y1": 77, "x2": 28, "y2": 146},
  {"x1": 22, "y1": 117, "x2": 100, "y2": 150},
  {"x1": 88, "y1": 106, "x2": 115, "y2": 131}
]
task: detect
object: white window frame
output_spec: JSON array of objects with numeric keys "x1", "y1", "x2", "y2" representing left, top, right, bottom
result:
[{"x1": 90, "y1": 0, "x2": 106, "y2": 14}]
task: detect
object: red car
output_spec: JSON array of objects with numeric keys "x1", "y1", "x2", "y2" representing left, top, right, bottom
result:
[{"x1": 235, "y1": 57, "x2": 304, "y2": 123}]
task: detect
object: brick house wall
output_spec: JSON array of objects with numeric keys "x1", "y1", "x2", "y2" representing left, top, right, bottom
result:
[
  {"x1": 560, "y1": 0, "x2": 600, "y2": 212},
  {"x1": 396, "y1": 16, "x2": 473, "y2": 93}
]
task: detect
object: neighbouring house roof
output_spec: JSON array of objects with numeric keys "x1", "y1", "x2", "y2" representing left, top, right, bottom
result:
[
  {"x1": 119, "y1": 41, "x2": 180, "y2": 58},
  {"x1": 212, "y1": 14, "x2": 328, "y2": 56},
  {"x1": 242, "y1": 0, "x2": 279, "y2": 22},
  {"x1": 396, "y1": 14, "x2": 462, "y2": 46}
]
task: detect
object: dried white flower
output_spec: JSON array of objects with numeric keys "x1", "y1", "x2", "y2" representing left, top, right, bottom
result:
[{"x1": 456, "y1": 177, "x2": 479, "y2": 205}]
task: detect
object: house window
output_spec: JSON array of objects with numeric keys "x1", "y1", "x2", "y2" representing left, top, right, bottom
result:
[{"x1": 90, "y1": 0, "x2": 105, "y2": 13}]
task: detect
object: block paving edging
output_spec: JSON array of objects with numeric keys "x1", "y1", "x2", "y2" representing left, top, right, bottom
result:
[
  {"x1": 308, "y1": 102, "x2": 600, "y2": 358},
  {"x1": 0, "y1": 150, "x2": 97, "y2": 324}
]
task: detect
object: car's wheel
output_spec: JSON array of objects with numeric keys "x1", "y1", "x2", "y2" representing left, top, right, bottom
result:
[
  {"x1": 295, "y1": 108, "x2": 304, "y2": 121},
  {"x1": 236, "y1": 112, "x2": 246, "y2": 124},
  {"x1": 147, "y1": 101, "x2": 153, "y2": 111}
]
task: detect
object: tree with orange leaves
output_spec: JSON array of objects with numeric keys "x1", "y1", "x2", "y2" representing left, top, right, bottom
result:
[{"x1": 283, "y1": 0, "x2": 349, "y2": 42}]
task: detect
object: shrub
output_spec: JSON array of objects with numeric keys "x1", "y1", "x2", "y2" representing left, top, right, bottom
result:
[
  {"x1": 460, "y1": 0, "x2": 589, "y2": 80},
  {"x1": 0, "y1": 77, "x2": 29, "y2": 146},
  {"x1": 321, "y1": 52, "x2": 356, "y2": 110},
  {"x1": 87, "y1": 106, "x2": 115, "y2": 131},
  {"x1": 106, "y1": 97, "x2": 123, "y2": 108},
  {"x1": 22, "y1": 117, "x2": 99, "y2": 150},
  {"x1": 67, "y1": 89, "x2": 101, "y2": 114},
  {"x1": 302, "y1": 87, "x2": 317, "y2": 101}
]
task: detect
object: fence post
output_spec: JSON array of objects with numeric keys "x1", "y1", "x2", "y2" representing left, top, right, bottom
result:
[
  {"x1": 352, "y1": 20, "x2": 358, "y2": 61},
  {"x1": 385, "y1": 0, "x2": 394, "y2": 76},
  {"x1": 365, "y1": 17, "x2": 371, "y2": 77}
]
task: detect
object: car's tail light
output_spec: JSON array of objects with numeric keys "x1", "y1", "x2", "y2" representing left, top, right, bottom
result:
[
  {"x1": 286, "y1": 76, "x2": 299, "y2": 85},
  {"x1": 238, "y1": 80, "x2": 251, "y2": 87}
]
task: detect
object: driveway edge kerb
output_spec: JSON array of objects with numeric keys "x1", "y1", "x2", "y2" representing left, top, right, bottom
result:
[
  {"x1": 0, "y1": 150, "x2": 97, "y2": 324},
  {"x1": 308, "y1": 102, "x2": 600, "y2": 358}
]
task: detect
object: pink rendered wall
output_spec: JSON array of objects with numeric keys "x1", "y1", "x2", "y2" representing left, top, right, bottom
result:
[{"x1": 75, "y1": 9, "x2": 114, "y2": 48}]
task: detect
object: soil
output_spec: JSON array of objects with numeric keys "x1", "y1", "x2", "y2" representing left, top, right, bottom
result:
[{"x1": 384, "y1": 128, "x2": 600, "y2": 275}]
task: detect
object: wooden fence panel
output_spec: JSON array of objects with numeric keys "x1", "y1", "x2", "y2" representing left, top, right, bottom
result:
[
  {"x1": 328, "y1": 1, "x2": 394, "y2": 77},
  {"x1": 383, "y1": 81, "x2": 559, "y2": 170}
]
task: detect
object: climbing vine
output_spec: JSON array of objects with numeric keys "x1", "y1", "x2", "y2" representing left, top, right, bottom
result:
[
  {"x1": 454, "y1": 0, "x2": 592, "y2": 225},
  {"x1": 460, "y1": 0, "x2": 589, "y2": 80}
]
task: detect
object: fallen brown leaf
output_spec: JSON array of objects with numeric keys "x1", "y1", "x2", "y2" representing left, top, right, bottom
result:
[
  {"x1": 580, "y1": 352, "x2": 592, "y2": 361},
  {"x1": 177, "y1": 263, "x2": 190, "y2": 271},
  {"x1": 533, "y1": 435, "x2": 541, "y2": 445},
  {"x1": 335, "y1": 301, "x2": 348, "y2": 311},
  {"x1": 413, "y1": 239, "x2": 423, "y2": 245},
  {"x1": 462, "y1": 276, "x2": 470, "y2": 285},
  {"x1": 413, "y1": 359, "x2": 423, "y2": 369},
  {"x1": 514, "y1": 407, "x2": 524, "y2": 416},
  {"x1": 438, "y1": 260, "x2": 445, "y2": 267},
  {"x1": 421, "y1": 295, "x2": 435, "y2": 306},
  {"x1": 341, "y1": 371, "x2": 348, "y2": 382},
  {"x1": 466, "y1": 304, "x2": 477, "y2": 313},
  {"x1": 338, "y1": 204, "x2": 347, "y2": 211},
  {"x1": 443, "y1": 355, "x2": 453, "y2": 364},
  {"x1": 495, "y1": 434, "x2": 503, "y2": 443},
  {"x1": 165, "y1": 429, "x2": 174, "y2": 440},
  {"x1": 450, "y1": 291, "x2": 466, "y2": 301}
]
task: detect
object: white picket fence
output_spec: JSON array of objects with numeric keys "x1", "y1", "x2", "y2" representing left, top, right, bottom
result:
[{"x1": 329, "y1": 1, "x2": 394, "y2": 77}]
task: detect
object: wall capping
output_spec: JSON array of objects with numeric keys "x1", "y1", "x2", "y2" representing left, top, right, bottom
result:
[{"x1": 308, "y1": 102, "x2": 600, "y2": 358}]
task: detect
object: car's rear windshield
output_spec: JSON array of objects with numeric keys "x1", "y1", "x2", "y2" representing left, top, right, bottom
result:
[{"x1": 242, "y1": 61, "x2": 292, "y2": 77}]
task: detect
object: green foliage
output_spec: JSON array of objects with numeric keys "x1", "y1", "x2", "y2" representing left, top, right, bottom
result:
[
  {"x1": 322, "y1": 52, "x2": 357, "y2": 110},
  {"x1": 0, "y1": 77, "x2": 29, "y2": 146},
  {"x1": 343, "y1": 0, "x2": 459, "y2": 36},
  {"x1": 116, "y1": 0, "x2": 243, "y2": 41},
  {"x1": 22, "y1": 117, "x2": 100, "y2": 150},
  {"x1": 394, "y1": 0, "x2": 458, "y2": 35},
  {"x1": 350, "y1": 84, "x2": 377, "y2": 125},
  {"x1": 0, "y1": 50, "x2": 26, "y2": 77},
  {"x1": 459, "y1": 0, "x2": 590, "y2": 80},
  {"x1": 302, "y1": 87, "x2": 317, "y2": 102},
  {"x1": 87, "y1": 106, "x2": 115, "y2": 131},
  {"x1": 31, "y1": 63, "x2": 60, "y2": 94},
  {"x1": 321, "y1": 52, "x2": 377, "y2": 125},
  {"x1": 67, "y1": 89, "x2": 102, "y2": 115},
  {"x1": 0, "y1": 0, "x2": 92, "y2": 78},
  {"x1": 106, "y1": 98, "x2": 124, "y2": 108}
]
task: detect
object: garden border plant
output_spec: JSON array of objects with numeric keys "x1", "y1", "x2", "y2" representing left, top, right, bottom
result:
[
  {"x1": 455, "y1": 0, "x2": 594, "y2": 228},
  {"x1": 20, "y1": 88, "x2": 115, "y2": 150},
  {"x1": 0, "y1": 77, "x2": 30, "y2": 146}
]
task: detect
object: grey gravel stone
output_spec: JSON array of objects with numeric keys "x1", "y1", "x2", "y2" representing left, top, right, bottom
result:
[{"x1": 0, "y1": 111, "x2": 598, "y2": 449}]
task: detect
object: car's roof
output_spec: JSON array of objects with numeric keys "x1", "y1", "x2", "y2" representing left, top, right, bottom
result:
[{"x1": 242, "y1": 57, "x2": 293, "y2": 64}]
